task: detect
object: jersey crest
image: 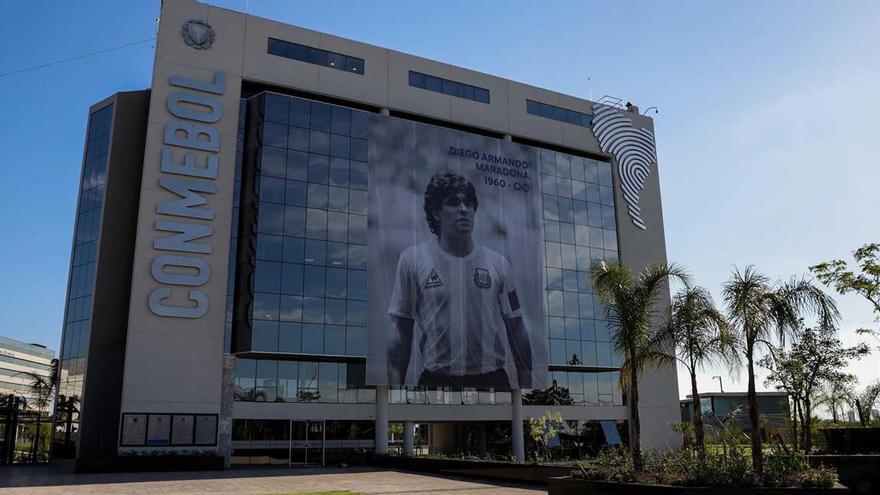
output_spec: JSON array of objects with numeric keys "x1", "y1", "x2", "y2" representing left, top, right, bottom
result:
[
  {"x1": 425, "y1": 268, "x2": 444, "y2": 288},
  {"x1": 473, "y1": 268, "x2": 492, "y2": 289}
]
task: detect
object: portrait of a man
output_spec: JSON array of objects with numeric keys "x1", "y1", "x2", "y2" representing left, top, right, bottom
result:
[
  {"x1": 385, "y1": 172, "x2": 533, "y2": 390},
  {"x1": 367, "y1": 115, "x2": 547, "y2": 391}
]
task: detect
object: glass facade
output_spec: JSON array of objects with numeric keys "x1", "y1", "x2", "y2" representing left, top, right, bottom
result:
[
  {"x1": 408, "y1": 71, "x2": 490, "y2": 104},
  {"x1": 539, "y1": 149, "x2": 623, "y2": 407},
  {"x1": 57, "y1": 103, "x2": 114, "y2": 438},
  {"x1": 232, "y1": 91, "x2": 625, "y2": 408},
  {"x1": 234, "y1": 358, "x2": 374, "y2": 404},
  {"x1": 527, "y1": 99, "x2": 592, "y2": 128}
]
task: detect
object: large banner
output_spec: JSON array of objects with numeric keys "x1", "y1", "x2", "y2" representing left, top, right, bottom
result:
[{"x1": 367, "y1": 115, "x2": 547, "y2": 390}]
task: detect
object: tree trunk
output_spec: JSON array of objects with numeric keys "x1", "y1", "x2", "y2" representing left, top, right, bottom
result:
[
  {"x1": 790, "y1": 398, "x2": 799, "y2": 452},
  {"x1": 855, "y1": 399, "x2": 867, "y2": 427},
  {"x1": 796, "y1": 399, "x2": 806, "y2": 453},
  {"x1": 630, "y1": 362, "x2": 642, "y2": 470},
  {"x1": 831, "y1": 402, "x2": 838, "y2": 423},
  {"x1": 804, "y1": 398, "x2": 813, "y2": 453},
  {"x1": 691, "y1": 371, "x2": 705, "y2": 452},
  {"x1": 32, "y1": 414, "x2": 41, "y2": 463},
  {"x1": 746, "y1": 347, "x2": 763, "y2": 475}
]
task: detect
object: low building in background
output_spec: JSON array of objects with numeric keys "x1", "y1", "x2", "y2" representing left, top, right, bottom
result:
[
  {"x1": 0, "y1": 336, "x2": 55, "y2": 410},
  {"x1": 680, "y1": 392, "x2": 790, "y2": 442}
]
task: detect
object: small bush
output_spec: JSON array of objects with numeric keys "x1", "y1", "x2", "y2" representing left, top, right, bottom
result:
[
  {"x1": 574, "y1": 448, "x2": 838, "y2": 488},
  {"x1": 796, "y1": 465, "x2": 838, "y2": 489}
]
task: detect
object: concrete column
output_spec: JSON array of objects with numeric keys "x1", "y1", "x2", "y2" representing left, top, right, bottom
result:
[
  {"x1": 375, "y1": 385, "x2": 389, "y2": 455},
  {"x1": 511, "y1": 389, "x2": 525, "y2": 463},
  {"x1": 404, "y1": 421, "x2": 415, "y2": 457}
]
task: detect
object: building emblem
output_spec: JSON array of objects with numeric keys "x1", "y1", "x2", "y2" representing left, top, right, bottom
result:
[
  {"x1": 181, "y1": 19, "x2": 215, "y2": 50},
  {"x1": 591, "y1": 103, "x2": 657, "y2": 230}
]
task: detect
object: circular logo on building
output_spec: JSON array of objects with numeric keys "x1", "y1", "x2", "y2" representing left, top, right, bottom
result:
[{"x1": 181, "y1": 19, "x2": 215, "y2": 50}]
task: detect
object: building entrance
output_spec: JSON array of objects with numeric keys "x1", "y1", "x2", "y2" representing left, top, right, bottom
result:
[{"x1": 288, "y1": 420, "x2": 324, "y2": 467}]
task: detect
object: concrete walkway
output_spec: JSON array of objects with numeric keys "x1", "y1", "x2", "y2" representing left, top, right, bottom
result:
[{"x1": 0, "y1": 463, "x2": 546, "y2": 495}]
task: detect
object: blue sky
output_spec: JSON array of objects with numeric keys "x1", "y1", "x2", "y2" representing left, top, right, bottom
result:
[{"x1": 1, "y1": 0, "x2": 878, "y2": 402}]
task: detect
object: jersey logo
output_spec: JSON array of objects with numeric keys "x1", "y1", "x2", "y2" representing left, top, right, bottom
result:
[
  {"x1": 425, "y1": 268, "x2": 444, "y2": 288},
  {"x1": 474, "y1": 268, "x2": 492, "y2": 289}
]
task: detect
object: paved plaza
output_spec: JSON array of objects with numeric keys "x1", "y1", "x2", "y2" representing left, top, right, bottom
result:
[{"x1": 0, "y1": 464, "x2": 545, "y2": 495}]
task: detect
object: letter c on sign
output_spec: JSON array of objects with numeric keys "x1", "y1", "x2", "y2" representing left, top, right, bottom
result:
[{"x1": 149, "y1": 288, "x2": 208, "y2": 318}]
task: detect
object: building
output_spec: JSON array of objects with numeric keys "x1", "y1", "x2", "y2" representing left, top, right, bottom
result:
[
  {"x1": 680, "y1": 392, "x2": 790, "y2": 441},
  {"x1": 0, "y1": 336, "x2": 55, "y2": 410},
  {"x1": 56, "y1": 0, "x2": 679, "y2": 470}
]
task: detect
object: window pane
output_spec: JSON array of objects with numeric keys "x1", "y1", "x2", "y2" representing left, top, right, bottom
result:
[
  {"x1": 286, "y1": 150, "x2": 308, "y2": 181},
  {"x1": 280, "y1": 263, "x2": 303, "y2": 295},
  {"x1": 288, "y1": 126, "x2": 309, "y2": 151},
  {"x1": 347, "y1": 270, "x2": 367, "y2": 301},
  {"x1": 279, "y1": 295, "x2": 303, "y2": 321},
  {"x1": 283, "y1": 206, "x2": 306, "y2": 236},
  {"x1": 303, "y1": 239, "x2": 326, "y2": 265},
  {"x1": 262, "y1": 122, "x2": 287, "y2": 147},
  {"x1": 260, "y1": 176, "x2": 285, "y2": 204},
  {"x1": 441, "y1": 79, "x2": 458, "y2": 96},
  {"x1": 302, "y1": 297, "x2": 325, "y2": 323},
  {"x1": 345, "y1": 56, "x2": 364, "y2": 74},
  {"x1": 330, "y1": 134, "x2": 350, "y2": 158},
  {"x1": 326, "y1": 51, "x2": 345, "y2": 69},
  {"x1": 306, "y1": 209, "x2": 328, "y2": 239},
  {"x1": 325, "y1": 298, "x2": 347, "y2": 324},
  {"x1": 278, "y1": 322, "x2": 302, "y2": 352},
  {"x1": 350, "y1": 111, "x2": 368, "y2": 139},
  {"x1": 302, "y1": 324, "x2": 324, "y2": 354},
  {"x1": 328, "y1": 186, "x2": 349, "y2": 212},
  {"x1": 252, "y1": 321, "x2": 278, "y2": 352},
  {"x1": 409, "y1": 71, "x2": 426, "y2": 88},
  {"x1": 260, "y1": 147, "x2": 286, "y2": 178},
  {"x1": 303, "y1": 265, "x2": 326, "y2": 296},
  {"x1": 310, "y1": 102, "x2": 331, "y2": 132},
  {"x1": 285, "y1": 180, "x2": 307, "y2": 207},
  {"x1": 282, "y1": 237, "x2": 304, "y2": 263},
  {"x1": 289, "y1": 43, "x2": 308, "y2": 62},
  {"x1": 267, "y1": 38, "x2": 287, "y2": 57},
  {"x1": 307, "y1": 47, "x2": 327, "y2": 65},
  {"x1": 263, "y1": 93, "x2": 289, "y2": 124},
  {"x1": 425, "y1": 75, "x2": 442, "y2": 92},
  {"x1": 326, "y1": 268, "x2": 347, "y2": 298},
  {"x1": 474, "y1": 87, "x2": 490, "y2": 103},
  {"x1": 324, "y1": 326, "x2": 345, "y2": 355}
]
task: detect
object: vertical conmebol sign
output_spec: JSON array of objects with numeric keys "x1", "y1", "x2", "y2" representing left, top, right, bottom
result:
[
  {"x1": 148, "y1": 73, "x2": 226, "y2": 318},
  {"x1": 367, "y1": 115, "x2": 548, "y2": 390}
]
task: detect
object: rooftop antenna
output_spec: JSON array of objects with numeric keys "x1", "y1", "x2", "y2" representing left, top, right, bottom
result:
[{"x1": 588, "y1": 77, "x2": 592, "y2": 102}]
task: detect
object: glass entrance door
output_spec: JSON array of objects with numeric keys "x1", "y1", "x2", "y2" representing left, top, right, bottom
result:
[{"x1": 288, "y1": 419, "x2": 325, "y2": 467}]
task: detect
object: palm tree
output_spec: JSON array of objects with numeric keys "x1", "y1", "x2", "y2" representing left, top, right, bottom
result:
[
  {"x1": 591, "y1": 260, "x2": 689, "y2": 469},
  {"x1": 721, "y1": 266, "x2": 837, "y2": 475},
  {"x1": 660, "y1": 286, "x2": 734, "y2": 452},
  {"x1": 25, "y1": 358, "x2": 59, "y2": 462}
]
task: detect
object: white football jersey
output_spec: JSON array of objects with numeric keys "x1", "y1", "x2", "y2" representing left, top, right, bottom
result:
[{"x1": 388, "y1": 239, "x2": 522, "y2": 376}]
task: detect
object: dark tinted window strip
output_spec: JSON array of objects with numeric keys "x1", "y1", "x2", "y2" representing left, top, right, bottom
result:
[
  {"x1": 526, "y1": 99, "x2": 592, "y2": 128},
  {"x1": 267, "y1": 37, "x2": 365, "y2": 75},
  {"x1": 408, "y1": 71, "x2": 490, "y2": 104}
]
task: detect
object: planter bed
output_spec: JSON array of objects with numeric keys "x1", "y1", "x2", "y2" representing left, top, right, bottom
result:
[
  {"x1": 372, "y1": 455, "x2": 570, "y2": 484},
  {"x1": 547, "y1": 476, "x2": 849, "y2": 495}
]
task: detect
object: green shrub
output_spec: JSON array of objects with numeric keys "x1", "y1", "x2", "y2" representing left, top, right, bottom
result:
[
  {"x1": 574, "y1": 448, "x2": 837, "y2": 488},
  {"x1": 796, "y1": 464, "x2": 838, "y2": 489}
]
